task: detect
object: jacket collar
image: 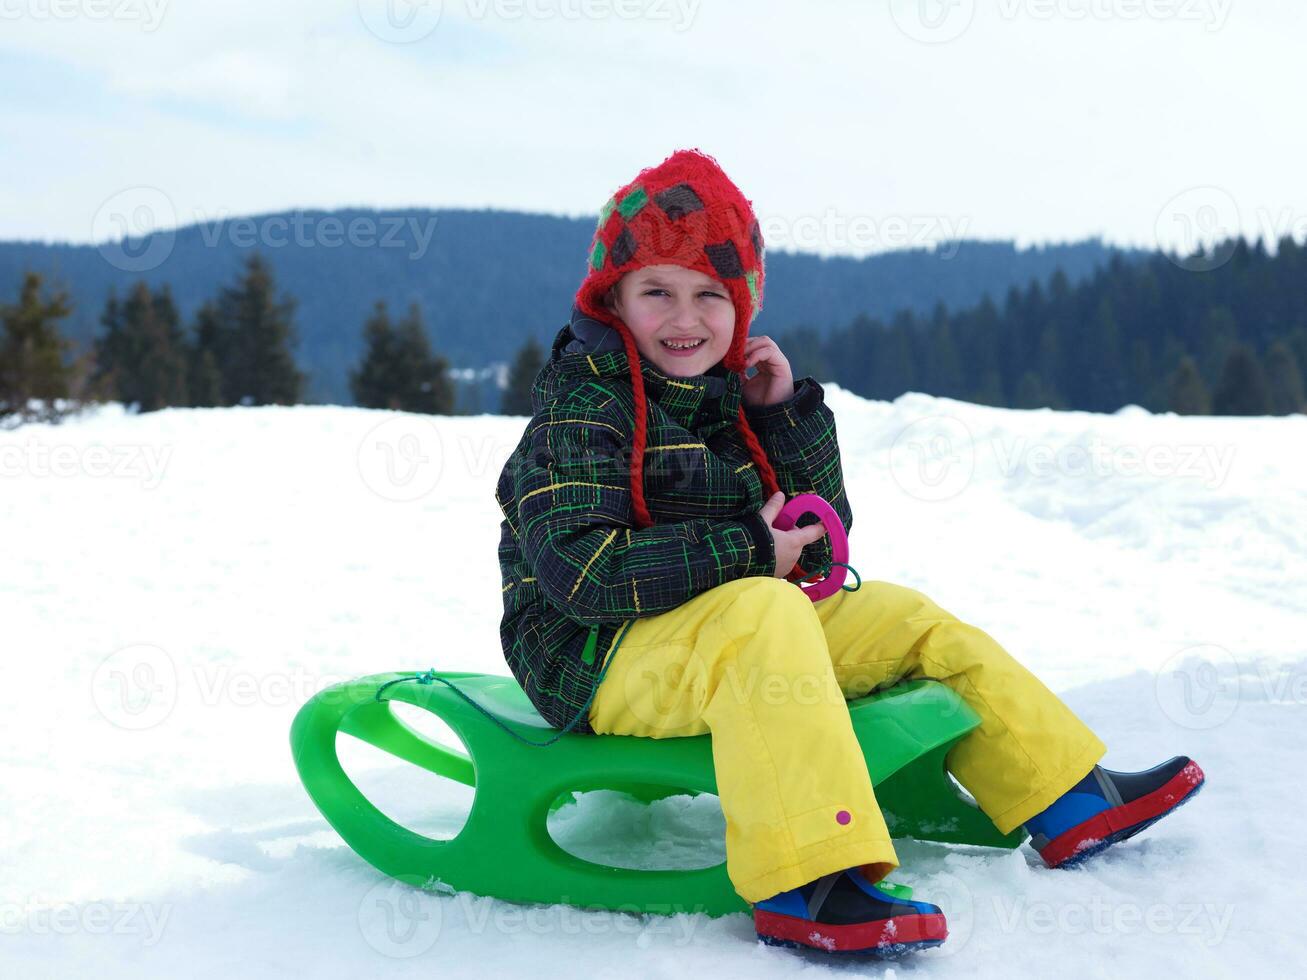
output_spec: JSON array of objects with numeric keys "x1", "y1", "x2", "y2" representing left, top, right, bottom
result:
[{"x1": 539, "y1": 305, "x2": 744, "y2": 433}]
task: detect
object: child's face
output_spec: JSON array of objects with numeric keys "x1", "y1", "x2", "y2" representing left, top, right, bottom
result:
[{"x1": 604, "y1": 264, "x2": 735, "y2": 377}]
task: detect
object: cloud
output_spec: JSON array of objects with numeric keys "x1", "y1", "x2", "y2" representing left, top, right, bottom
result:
[{"x1": 1, "y1": 0, "x2": 1305, "y2": 253}]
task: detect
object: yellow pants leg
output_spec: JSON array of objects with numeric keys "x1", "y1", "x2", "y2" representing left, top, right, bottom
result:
[
  {"x1": 809, "y1": 579, "x2": 1107, "y2": 836},
  {"x1": 587, "y1": 576, "x2": 1108, "y2": 903},
  {"x1": 588, "y1": 576, "x2": 898, "y2": 903}
]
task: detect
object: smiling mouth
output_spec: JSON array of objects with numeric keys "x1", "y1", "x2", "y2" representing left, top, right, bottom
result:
[{"x1": 661, "y1": 339, "x2": 705, "y2": 350}]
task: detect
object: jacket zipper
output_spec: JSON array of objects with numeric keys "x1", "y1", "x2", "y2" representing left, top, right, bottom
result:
[{"x1": 581, "y1": 623, "x2": 601, "y2": 665}]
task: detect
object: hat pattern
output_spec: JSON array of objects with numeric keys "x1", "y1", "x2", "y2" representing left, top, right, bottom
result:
[
  {"x1": 572, "y1": 148, "x2": 782, "y2": 531},
  {"x1": 576, "y1": 150, "x2": 766, "y2": 372}
]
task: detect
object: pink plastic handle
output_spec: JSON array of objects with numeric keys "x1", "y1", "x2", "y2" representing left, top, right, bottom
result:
[{"x1": 770, "y1": 492, "x2": 849, "y2": 601}]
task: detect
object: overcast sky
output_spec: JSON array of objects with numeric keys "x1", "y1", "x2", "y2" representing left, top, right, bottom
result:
[{"x1": 2, "y1": 0, "x2": 1304, "y2": 259}]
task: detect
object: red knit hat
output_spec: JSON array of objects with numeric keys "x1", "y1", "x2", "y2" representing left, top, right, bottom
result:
[{"x1": 574, "y1": 148, "x2": 782, "y2": 530}]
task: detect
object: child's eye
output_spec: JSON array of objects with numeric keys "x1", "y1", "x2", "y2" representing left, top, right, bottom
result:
[{"x1": 642, "y1": 288, "x2": 726, "y2": 299}]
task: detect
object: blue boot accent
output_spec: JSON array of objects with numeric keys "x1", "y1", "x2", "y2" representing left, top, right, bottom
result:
[
  {"x1": 754, "y1": 867, "x2": 947, "y2": 957},
  {"x1": 1024, "y1": 757, "x2": 1204, "y2": 868},
  {"x1": 1023, "y1": 767, "x2": 1111, "y2": 842},
  {"x1": 754, "y1": 884, "x2": 809, "y2": 919}
]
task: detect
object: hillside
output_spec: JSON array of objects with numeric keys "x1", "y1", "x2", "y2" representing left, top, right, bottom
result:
[{"x1": 0, "y1": 210, "x2": 1135, "y2": 403}]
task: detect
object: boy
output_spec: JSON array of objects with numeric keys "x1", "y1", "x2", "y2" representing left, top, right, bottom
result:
[{"x1": 494, "y1": 148, "x2": 1205, "y2": 958}]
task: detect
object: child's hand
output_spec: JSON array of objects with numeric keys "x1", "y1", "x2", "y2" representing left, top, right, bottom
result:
[
  {"x1": 758, "y1": 491, "x2": 827, "y2": 578},
  {"x1": 741, "y1": 336, "x2": 795, "y2": 409}
]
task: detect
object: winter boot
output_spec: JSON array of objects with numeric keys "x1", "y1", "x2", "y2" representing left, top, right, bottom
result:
[
  {"x1": 1024, "y1": 755, "x2": 1206, "y2": 869},
  {"x1": 753, "y1": 866, "x2": 947, "y2": 957}
]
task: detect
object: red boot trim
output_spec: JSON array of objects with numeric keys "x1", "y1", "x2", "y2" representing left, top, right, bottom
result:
[
  {"x1": 753, "y1": 907, "x2": 948, "y2": 953},
  {"x1": 1040, "y1": 760, "x2": 1205, "y2": 868}
]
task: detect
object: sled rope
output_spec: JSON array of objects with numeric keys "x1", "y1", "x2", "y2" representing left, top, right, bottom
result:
[
  {"x1": 373, "y1": 559, "x2": 859, "y2": 747},
  {"x1": 824, "y1": 559, "x2": 861, "y2": 592},
  {"x1": 374, "y1": 619, "x2": 638, "y2": 747}
]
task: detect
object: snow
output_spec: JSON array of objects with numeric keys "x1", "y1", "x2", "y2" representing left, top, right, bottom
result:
[{"x1": 2, "y1": 390, "x2": 1304, "y2": 977}]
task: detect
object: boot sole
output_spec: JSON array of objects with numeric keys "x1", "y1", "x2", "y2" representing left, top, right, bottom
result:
[
  {"x1": 1041, "y1": 760, "x2": 1206, "y2": 869},
  {"x1": 754, "y1": 908, "x2": 948, "y2": 957}
]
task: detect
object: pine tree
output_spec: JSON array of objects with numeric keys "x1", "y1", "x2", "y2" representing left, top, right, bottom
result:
[
  {"x1": 969, "y1": 370, "x2": 1005, "y2": 407},
  {"x1": 349, "y1": 300, "x2": 453, "y2": 413},
  {"x1": 869, "y1": 313, "x2": 918, "y2": 400},
  {"x1": 1167, "y1": 355, "x2": 1210, "y2": 415},
  {"x1": 91, "y1": 291, "x2": 127, "y2": 401},
  {"x1": 1197, "y1": 307, "x2": 1239, "y2": 389},
  {"x1": 1013, "y1": 370, "x2": 1064, "y2": 409},
  {"x1": 187, "y1": 301, "x2": 226, "y2": 407},
  {"x1": 1150, "y1": 334, "x2": 1189, "y2": 411},
  {"x1": 351, "y1": 301, "x2": 400, "y2": 409},
  {"x1": 967, "y1": 296, "x2": 1005, "y2": 406},
  {"x1": 141, "y1": 283, "x2": 190, "y2": 410},
  {"x1": 1127, "y1": 337, "x2": 1154, "y2": 409},
  {"x1": 1035, "y1": 324, "x2": 1063, "y2": 397},
  {"x1": 831, "y1": 314, "x2": 877, "y2": 396},
  {"x1": 0, "y1": 271, "x2": 74, "y2": 422},
  {"x1": 925, "y1": 305, "x2": 964, "y2": 399},
  {"x1": 217, "y1": 253, "x2": 304, "y2": 406},
  {"x1": 93, "y1": 282, "x2": 189, "y2": 411},
  {"x1": 501, "y1": 335, "x2": 545, "y2": 416},
  {"x1": 1086, "y1": 296, "x2": 1126, "y2": 412},
  {"x1": 1264, "y1": 339, "x2": 1306, "y2": 415},
  {"x1": 1212, "y1": 343, "x2": 1270, "y2": 416},
  {"x1": 1286, "y1": 327, "x2": 1307, "y2": 383},
  {"x1": 395, "y1": 303, "x2": 454, "y2": 414}
]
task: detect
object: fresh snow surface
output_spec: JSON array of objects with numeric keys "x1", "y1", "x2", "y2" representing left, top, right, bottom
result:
[{"x1": 3, "y1": 389, "x2": 1304, "y2": 977}]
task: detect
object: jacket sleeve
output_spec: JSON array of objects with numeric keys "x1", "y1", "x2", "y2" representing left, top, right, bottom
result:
[
  {"x1": 741, "y1": 376, "x2": 852, "y2": 578},
  {"x1": 511, "y1": 401, "x2": 778, "y2": 625}
]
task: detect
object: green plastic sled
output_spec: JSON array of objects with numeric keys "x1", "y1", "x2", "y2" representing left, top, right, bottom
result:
[{"x1": 290, "y1": 671, "x2": 1025, "y2": 917}]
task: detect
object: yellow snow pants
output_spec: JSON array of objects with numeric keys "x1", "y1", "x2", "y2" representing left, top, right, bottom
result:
[{"x1": 587, "y1": 576, "x2": 1107, "y2": 903}]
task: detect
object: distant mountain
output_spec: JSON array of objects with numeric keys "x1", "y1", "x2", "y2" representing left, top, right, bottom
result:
[{"x1": 0, "y1": 208, "x2": 1141, "y2": 404}]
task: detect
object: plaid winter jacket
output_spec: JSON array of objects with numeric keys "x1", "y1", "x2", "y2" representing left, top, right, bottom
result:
[{"x1": 495, "y1": 306, "x2": 854, "y2": 733}]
